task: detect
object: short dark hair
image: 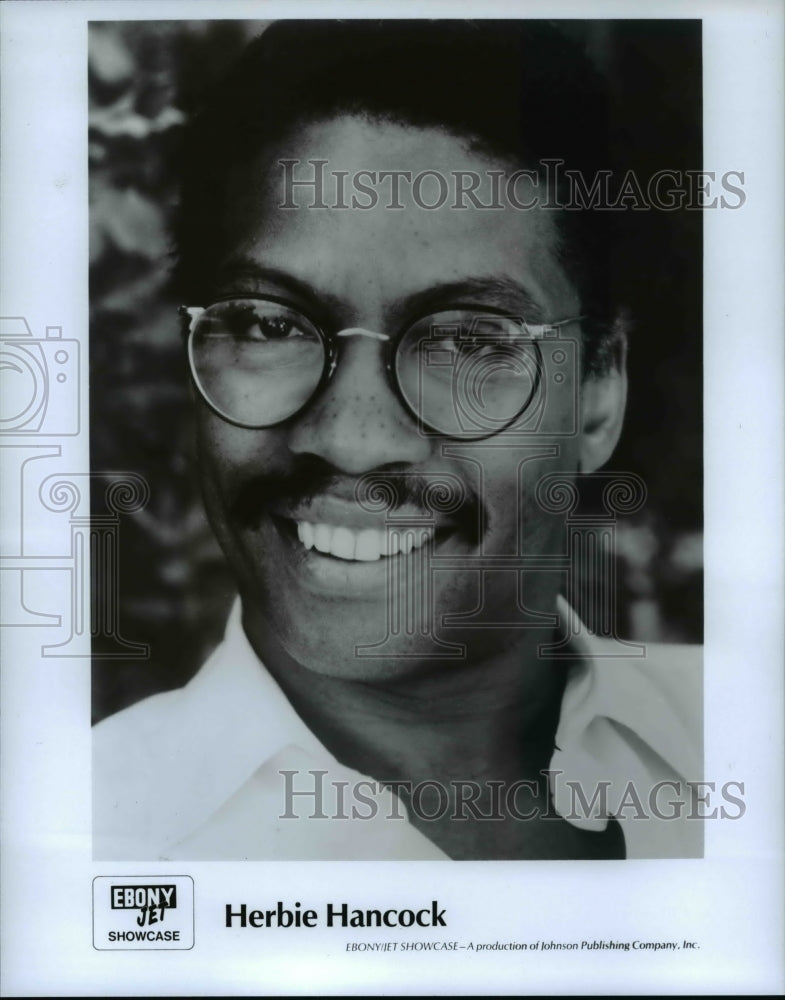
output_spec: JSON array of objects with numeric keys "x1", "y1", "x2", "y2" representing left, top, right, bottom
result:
[{"x1": 174, "y1": 19, "x2": 626, "y2": 375}]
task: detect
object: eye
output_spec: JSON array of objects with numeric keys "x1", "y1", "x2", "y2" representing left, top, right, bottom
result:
[
  {"x1": 250, "y1": 315, "x2": 304, "y2": 341},
  {"x1": 218, "y1": 302, "x2": 308, "y2": 342}
]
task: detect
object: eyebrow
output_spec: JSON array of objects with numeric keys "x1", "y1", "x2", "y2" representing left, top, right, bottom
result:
[
  {"x1": 213, "y1": 257, "x2": 548, "y2": 324},
  {"x1": 213, "y1": 259, "x2": 347, "y2": 313},
  {"x1": 401, "y1": 276, "x2": 547, "y2": 323}
]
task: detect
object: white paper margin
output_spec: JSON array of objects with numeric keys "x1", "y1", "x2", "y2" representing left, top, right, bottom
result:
[{"x1": 1, "y1": 0, "x2": 783, "y2": 995}]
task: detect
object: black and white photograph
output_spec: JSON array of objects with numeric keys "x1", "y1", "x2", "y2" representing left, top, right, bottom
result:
[
  {"x1": 1, "y1": 1, "x2": 783, "y2": 995},
  {"x1": 91, "y1": 17, "x2": 706, "y2": 863}
]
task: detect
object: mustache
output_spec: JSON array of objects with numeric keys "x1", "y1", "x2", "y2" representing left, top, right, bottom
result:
[{"x1": 230, "y1": 457, "x2": 486, "y2": 540}]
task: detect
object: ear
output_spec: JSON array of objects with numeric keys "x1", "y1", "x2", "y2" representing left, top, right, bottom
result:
[{"x1": 579, "y1": 366, "x2": 628, "y2": 473}]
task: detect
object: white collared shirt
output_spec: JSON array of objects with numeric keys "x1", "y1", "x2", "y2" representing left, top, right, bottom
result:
[{"x1": 93, "y1": 599, "x2": 702, "y2": 860}]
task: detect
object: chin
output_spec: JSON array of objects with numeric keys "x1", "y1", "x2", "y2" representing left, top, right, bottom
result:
[{"x1": 271, "y1": 599, "x2": 462, "y2": 683}]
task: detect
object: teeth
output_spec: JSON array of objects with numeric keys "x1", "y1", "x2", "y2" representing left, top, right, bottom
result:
[
  {"x1": 355, "y1": 529, "x2": 382, "y2": 561},
  {"x1": 296, "y1": 523, "x2": 433, "y2": 561},
  {"x1": 297, "y1": 522, "x2": 315, "y2": 549},
  {"x1": 314, "y1": 523, "x2": 332, "y2": 553},
  {"x1": 330, "y1": 526, "x2": 355, "y2": 560}
]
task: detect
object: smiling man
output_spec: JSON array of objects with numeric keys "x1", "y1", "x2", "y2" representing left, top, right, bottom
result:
[{"x1": 93, "y1": 20, "x2": 703, "y2": 861}]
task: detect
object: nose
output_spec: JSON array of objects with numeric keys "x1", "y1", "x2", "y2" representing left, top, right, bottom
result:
[{"x1": 286, "y1": 333, "x2": 432, "y2": 473}]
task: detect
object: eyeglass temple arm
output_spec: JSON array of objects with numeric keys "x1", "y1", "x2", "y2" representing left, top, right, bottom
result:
[{"x1": 523, "y1": 316, "x2": 586, "y2": 339}]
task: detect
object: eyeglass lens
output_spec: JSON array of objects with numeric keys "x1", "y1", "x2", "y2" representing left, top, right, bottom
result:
[
  {"x1": 189, "y1": 299, "x2": 541, "y2": 436},
  {"x1": 189, "y1": 299, "x2": 325, "y2": 426}
]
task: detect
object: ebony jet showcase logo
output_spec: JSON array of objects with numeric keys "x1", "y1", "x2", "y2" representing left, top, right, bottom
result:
[
  {"x1": 93, "y1": 876, "x2": 194, "y2": 950},
  {"x1": 113, "y1": 884, "x2": 177, "y2": 925}
]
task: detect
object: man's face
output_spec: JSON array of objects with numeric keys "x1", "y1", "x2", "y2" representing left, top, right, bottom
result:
[{"x1": 194, "y1": 116, "x2": 587, "y2": 680}]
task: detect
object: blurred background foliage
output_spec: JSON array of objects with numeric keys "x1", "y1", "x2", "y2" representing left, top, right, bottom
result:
[{"x1": 90, "y1": 20, "x2": 703, "y2": 723}]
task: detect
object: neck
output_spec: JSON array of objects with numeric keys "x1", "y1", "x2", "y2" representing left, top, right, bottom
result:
[{"x1": 241, "y1": 609, "x2": 568, "y2": 788}]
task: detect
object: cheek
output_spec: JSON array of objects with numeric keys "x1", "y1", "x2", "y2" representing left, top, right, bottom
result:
[
  {"x1": 479, "y1": 435, "x2": 579, "y2": 550},
  {"x1": 195, "y1": 414, "x2": 236, "y2": 502},
  {"x1": 194, "y1": 410, "x2": 283, "y2": 511}
]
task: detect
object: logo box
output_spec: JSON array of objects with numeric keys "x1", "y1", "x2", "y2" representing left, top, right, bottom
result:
[{"x1": 93, "y1": 875, "x2": 194, "y2": 950}]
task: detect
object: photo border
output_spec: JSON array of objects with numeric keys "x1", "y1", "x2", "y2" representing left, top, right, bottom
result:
[{"x1": 1, "y1": 0, "x2": 783, "y2": 995}]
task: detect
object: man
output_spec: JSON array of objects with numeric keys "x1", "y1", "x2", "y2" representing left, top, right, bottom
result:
[{"x1": 94, "y1": 20, "x2": 702, "y2": 860}]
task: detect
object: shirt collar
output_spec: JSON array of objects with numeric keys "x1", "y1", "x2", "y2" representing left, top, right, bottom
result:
[
  {"x1": 156, "y1": 596, "x2": 698, "y2": 851},
  {"x1": 553, "y1": 596, "x2": 700, "y2": 783}
]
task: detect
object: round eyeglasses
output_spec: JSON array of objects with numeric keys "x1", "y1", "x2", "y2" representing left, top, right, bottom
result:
[{"x1": 181, "y1": 297, "x2": 583, "y2": 441}]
